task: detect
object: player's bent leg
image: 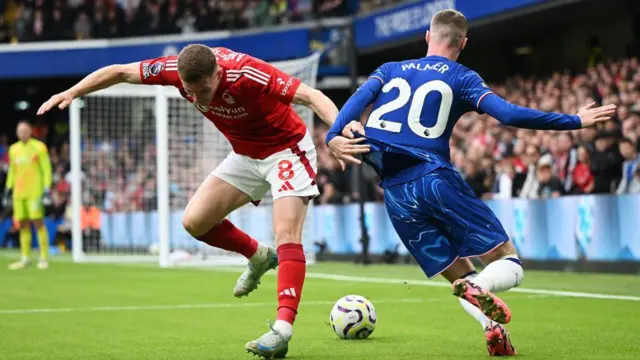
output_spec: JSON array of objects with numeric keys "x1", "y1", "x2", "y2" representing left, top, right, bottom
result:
[
  {"x1": 415, "y1": 169, "x2": 514, "y2": 324},
  {"x1": 183, "y1": 174, "x2": 262, "y2": 258},
  {"x1": 31, "y1": 218, "x2": 49, "y2": 269},
  {"x1": 8, "y1": 217, "x2": 31, "y2": 270},
  {"x1": 474, "y1": 240, "x2": 524, "y2": 293},
  {"x1": 245, "y1": 196, "x2": 310, "y2": 359},
  {"x1": 183, "y1": 173, "x2": 277, "y2": 298},
  {"x1": 443, "y1": 259, "x2": 517, "y2": 356},
  {"x1": 442, "y1": 259, "x2": 492, "y2": 328}
]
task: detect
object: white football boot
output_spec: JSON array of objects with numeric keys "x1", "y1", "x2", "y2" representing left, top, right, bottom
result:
[
  {"x1": 245, "y1": 321, "x2": 290, "y2": 359},
  {"x1": 8, "y1": 260, "x2": 30, "y2": 270},
  {"x1": 233, "y1": 245, "x2": 278, "y2": 298}
]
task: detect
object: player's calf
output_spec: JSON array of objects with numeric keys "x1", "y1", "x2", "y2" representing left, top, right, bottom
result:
[
  {"x1": 270, "y1": 196, "x2": 309, "y2": 339},
  {"x1": 475, "y1": 241, "x2": 524, "y2": 293}
]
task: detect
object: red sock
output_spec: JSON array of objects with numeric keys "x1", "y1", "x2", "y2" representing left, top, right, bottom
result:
[
  {"x1": 276, "y1": 243, "x2": 306, "y2": 325},
  {"x1": 196, "y1": 219, "x2": 258, "y2": 259}
]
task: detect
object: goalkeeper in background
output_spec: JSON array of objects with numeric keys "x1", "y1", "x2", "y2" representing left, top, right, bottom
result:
[{"x1": 5, "y1": 121, "x2": 53, "y2": 270}]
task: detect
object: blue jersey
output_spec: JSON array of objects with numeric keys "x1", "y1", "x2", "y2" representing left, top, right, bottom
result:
[{"x1": 327, "y1": 55, "x2": 581, "y2": 188}]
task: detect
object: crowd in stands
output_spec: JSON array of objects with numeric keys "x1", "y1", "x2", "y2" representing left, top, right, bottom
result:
[
  {"x1": 314, "y1": 57, "x2": 640, "y2": 203},
  {"x1": 0, "y1": 0, "x2": 404, "y2": 43},
  {"x1": 0, "y1": 58, "x2": 638, "y2": 225}
]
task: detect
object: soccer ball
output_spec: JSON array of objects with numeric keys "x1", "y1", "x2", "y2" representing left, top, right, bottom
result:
[{"x1": 329, "y1": 295, "x2": 377, "y2": 339}]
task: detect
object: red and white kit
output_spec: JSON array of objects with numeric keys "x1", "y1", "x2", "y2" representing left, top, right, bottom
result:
[{"x1": 139, "y1": 47, "x2": 319, "y2": 201}]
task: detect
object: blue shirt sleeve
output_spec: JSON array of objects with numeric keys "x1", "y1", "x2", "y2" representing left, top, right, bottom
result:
[
  {"x1": 459, "y1": 69, "x2": 494, "y2": 112},
  {"x1": 325, "y1": 66, "x2": 386, "y2": 145},
  {"x1": 478, "y1": 93, "x2": 582, "y2": 130}
]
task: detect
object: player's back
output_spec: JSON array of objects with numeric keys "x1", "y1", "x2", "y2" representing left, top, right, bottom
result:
[{"x1": 363, "y1": 56, "x2": 491, "y2": 186}]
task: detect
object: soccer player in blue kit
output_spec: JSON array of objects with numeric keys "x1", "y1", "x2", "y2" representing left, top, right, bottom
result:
[{"x1": 326, "y1": 9, "x2": 616, "y2": 356}]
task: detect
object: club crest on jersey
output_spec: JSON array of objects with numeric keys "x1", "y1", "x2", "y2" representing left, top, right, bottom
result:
[{"x1": 222, "y1": 92, "x2": 235, "y2": 104}]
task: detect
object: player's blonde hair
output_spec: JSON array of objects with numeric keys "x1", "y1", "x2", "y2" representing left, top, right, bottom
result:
[
  {"x1": 430, "y1": 9, "x2": 468, "y2": 48},
  {"x1": 177, "y1": 44, "x2": 217, "y2": 83}
]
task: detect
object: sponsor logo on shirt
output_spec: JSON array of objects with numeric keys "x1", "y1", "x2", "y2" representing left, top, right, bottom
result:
[
  {"x1": 194, "y1": 102, "x2": 248, "y2": 119},
  {"x1": 280, "y1": 77, "x2": 293, "y2": 96},
  {"x1": 142, "y1": 63, "x2": 151, "y2": 79},
  {"x1": 212, "y1": 48, "x2": 245, "y2": 62},
  {"x1": 195, "y1": 104, "x2": 210, "y2": 112}
]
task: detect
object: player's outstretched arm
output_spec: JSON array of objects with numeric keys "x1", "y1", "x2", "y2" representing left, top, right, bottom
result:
[
  {"x1": 292, "y1": 83, "x2": 339, "y2": 126},
  {"x1": 478, "y1": 94, "x2": 616, "y2": 130},
  {"x1": 37, "y1": 62, "x2": 141, "y2": 115}
]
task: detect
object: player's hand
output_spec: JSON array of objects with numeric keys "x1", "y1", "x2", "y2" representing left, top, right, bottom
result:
[
  {"x1": 37, "y1": 91, "x2": 75, "y2": 115},
  {"x1": 342, "y1": 121, "x2": 366, "y2": 139},
  {"x1": 577, "y1": 102, "x2": 617, "y2": 128},
  {"x1": 327, "y1": 136, "x2": 370, "y2": 171}
]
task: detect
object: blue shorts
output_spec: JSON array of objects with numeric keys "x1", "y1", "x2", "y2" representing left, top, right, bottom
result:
[{"x1": 384, "y1": 168, "x2": 509, "y2": 278}]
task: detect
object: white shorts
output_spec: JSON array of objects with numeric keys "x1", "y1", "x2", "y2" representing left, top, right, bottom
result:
[{"x1": 212, "y1": 132, "x2": 319, "y2": 204}]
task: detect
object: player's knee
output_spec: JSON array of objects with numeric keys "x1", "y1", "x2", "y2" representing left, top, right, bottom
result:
[
  {"x1": 273, "y1": 225, "x2": 299, "y2": 246},
  {"x1": 182, "y1": 212, "x2": 205, "y2": 238},
  {"x1": 19, "y1": 221, "x2": 30, "y2": 230}
]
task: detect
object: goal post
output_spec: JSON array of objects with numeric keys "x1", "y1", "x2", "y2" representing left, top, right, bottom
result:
[{"x1": 69, "y1": 52, "x2": 321, "y2": 267}]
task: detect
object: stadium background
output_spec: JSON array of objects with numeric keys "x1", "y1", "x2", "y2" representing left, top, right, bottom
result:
[{"x1": 0, "y1": 0, "x2": 638, "y2": 271}]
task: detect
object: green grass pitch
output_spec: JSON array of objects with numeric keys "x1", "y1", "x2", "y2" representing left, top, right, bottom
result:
[{"x1": 1, "y1": 254, "x2": 639, "y2": 360}]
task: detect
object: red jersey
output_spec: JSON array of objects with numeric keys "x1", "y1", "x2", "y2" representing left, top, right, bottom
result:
[{"x1": 139, "y1": 47, "x2": 307, "y2": 159}]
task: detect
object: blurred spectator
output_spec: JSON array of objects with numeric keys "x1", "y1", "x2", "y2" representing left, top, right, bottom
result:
[
  {"x1": 616, "y1": 138, "x2": 640, "y2": 194},
  {"x1": 518, "y1": 145, "x2": 540, "y2": 198},
  {"x1": 462, "y1": 160, "x2": 487, "y2": 197},
  {"x1": 74, "y1": 11, "x2": 91, "y2": 39},
  {"x1": 553, "y1": 133, "x2": 577, "y2": 193},
  {"x1": 316, "y1": 0, "x2": 346, "y2": 18},
  {"x1": 591, "y1": 132, "x2": 623, "y2": 194},
  {"x1": 572, "y1": 145, "x2": 595, "y2": 194},
  {"x1": 0, "y1": 15, "x2": 9, "y2": 43},
  {"x1": 490, "y1": 157, "x2": 517, "y2": 199},
  {"x1": 536, "y1": 157, "x2": 563, "y2": 199}
]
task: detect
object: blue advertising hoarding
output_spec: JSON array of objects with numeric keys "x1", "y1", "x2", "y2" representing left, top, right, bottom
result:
[
  {"x1": 354, "y1": 0, "x2": 547, "y2": 49},
  {"x1": 0, "y1": 29, "x2": 310, "y2": 79},
  {"x1": 0, "y1": 194, "x2": 637, "y2": 262}
]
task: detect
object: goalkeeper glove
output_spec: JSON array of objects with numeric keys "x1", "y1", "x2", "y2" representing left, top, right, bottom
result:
[
  {"x1": 42, "y1": 189, "x2": 52, "y2": 207},
  {"x1": 2, "y1": 188, "x2": 12, "y2": 209}
]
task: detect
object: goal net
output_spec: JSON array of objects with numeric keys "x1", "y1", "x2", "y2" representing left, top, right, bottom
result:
[{"x1": 69, "y1": 52, "x2": 320, "y2": 267}]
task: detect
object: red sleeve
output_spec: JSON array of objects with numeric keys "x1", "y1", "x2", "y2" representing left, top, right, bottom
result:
[
  {"x1": 239, "y1": 57, "x2": 302, "y2": 104},
  {"x1": 139, "y1": 56, "x2": 181, "y2": 86}
]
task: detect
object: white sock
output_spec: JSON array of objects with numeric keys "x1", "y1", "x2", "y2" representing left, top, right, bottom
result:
[
  {"x1": 472, "y1": 255, "x2": 524, "y2": 293},
  {"x1": 273, "y1": 320, "x2": 293, "y2": 340},
  {"x1": 21, "y1": 255, "x2": 30, "y2": 262},
  {"x1": 458, "y1": 272, "x2": 492, "y2": 328},
  {"x1": 459, "y1": 298, "x2": 492, "y2": 329},
  {"x1": 249, "y1": 243, "x2": 269, "y2": 264}
]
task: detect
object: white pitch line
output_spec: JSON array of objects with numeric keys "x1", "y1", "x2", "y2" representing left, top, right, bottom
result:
[
  {"x1": 301, "y1": 272, "x2": 640, "y2": 301},
  {"x1": 0, "y1": 295, "x2": 551, "y2": 316},
  {"x1": 0, "y1": 298, "x2": 424, "y2": 315}
]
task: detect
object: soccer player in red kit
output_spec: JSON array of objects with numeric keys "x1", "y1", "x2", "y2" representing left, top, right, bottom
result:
[{"x1": 38, "y1": 44, "x2": 368, "y2": 358}]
